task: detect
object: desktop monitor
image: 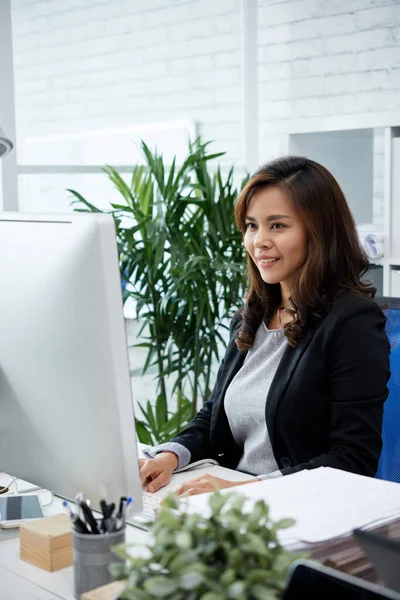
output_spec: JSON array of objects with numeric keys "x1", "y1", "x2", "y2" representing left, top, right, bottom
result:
[{"x1": 0, "y1": 212, "x2": 143, "y2": 514}]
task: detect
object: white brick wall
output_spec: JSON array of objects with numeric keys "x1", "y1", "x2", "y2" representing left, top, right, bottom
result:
[
  {"x1": 11, "y1": 0, "x2": 400, "y2": 170},
  {"x1": 11, "y1": 0, "x2": 242, "y2": 164},
  {"x1": 258, "y1": 0, "x2": 400, "y2": 163}
]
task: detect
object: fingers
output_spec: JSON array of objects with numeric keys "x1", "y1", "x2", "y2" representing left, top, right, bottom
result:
[
  {"x1": 186, "y1": 473, "x2": 212, "y2": 483},
  {"x1": 174, "y1": 480, "x2": 211, "y2": 496},
  {"x1": 173, "y1": 475, "x2": 233, "y2": 497},
  {"x1": 160, "y1": 486, "x2": 203, "y2": 503},
  {"x1": 139, "y1": 459, "x2": 157, "y2": 485},
  {"x1": 178, "y1": 488, "x2": 205, "y2": 497},
  {"x1": 139, "y1": 457, "x2": 173, "y2": 492},
  {"x1": 146, "y1": 470, "x2": 170, "y2": 493},
  {"x1": 175, "y1": 474, "x2": 215, "y2": 489}
]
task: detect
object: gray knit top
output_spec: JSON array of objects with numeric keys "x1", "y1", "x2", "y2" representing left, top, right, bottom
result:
[
  {"x1": 145, "y1": 322, "x2": 287, "y2": 479},
  {"x1": 224, "y1": 322, "x2": 287, "y2": 477}
]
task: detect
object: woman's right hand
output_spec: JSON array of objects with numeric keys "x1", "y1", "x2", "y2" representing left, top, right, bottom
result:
[{"x1": 139, "y1": 452, "x2": 179, "y2": 493}]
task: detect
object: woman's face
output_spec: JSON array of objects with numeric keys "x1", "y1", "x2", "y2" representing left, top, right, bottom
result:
[{"x1": 244, "y1": 186, "x2": 308, "y2": 288}]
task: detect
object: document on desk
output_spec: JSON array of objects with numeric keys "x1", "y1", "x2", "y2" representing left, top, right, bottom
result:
[{"x1": 185, "y1": 467, "x2": 400, "y2": 545}]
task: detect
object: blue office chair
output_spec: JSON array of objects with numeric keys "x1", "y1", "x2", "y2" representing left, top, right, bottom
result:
[{"x1": 375, "y1": 297, "x2": 400, "y2": 483}]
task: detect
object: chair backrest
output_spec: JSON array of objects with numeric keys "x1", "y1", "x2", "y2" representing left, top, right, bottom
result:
[{"x1": 375, "y1": 298, "x2": 400, "y2": 483}]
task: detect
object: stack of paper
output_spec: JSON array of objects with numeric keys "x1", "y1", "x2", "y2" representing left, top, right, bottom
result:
[{"x1": 185, "y1": 467, "x2": 400, "y2": 545}]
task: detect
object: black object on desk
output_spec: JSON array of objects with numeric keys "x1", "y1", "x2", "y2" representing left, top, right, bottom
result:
[
  {"x1": 62, "y1": 500, "x2": 89, "y2": 534},
  {"x1": 65, "y1": 495, "x2": 132, "y2": 535},
  {"x1": 79, "y1": 501, "x2": 100, "y2": 534},
  {"x1": 282, "y1": 559, "x2": 400, "y2": 600}
]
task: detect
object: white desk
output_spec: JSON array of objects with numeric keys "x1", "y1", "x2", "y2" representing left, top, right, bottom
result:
[
  {"x1": 2, "y1": 465, "x2": 400, "y2": 598},
  {"x1": 0, "y1": 464, "x2": 253, "y2": 599}
]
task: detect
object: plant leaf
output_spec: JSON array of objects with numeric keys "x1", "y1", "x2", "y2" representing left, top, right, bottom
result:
[
  {"x1": 250, "y1": 584, "x2": 279, "y2": 600},
  {"x1": 179, "y1": 570, "x2": 205, "y2": 590},
  {"x1": 143, "y1": 576, "x2": 178, "y2": 597}
]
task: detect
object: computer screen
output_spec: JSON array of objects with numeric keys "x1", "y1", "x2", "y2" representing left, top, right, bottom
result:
[{"x1": 0, "y1": 213, "x2": 143, "y2": 514}]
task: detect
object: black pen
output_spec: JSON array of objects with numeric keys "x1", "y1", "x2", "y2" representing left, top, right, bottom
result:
[
  {"x1": 80, "y1": 500, "x2": 100, "y2": 534},
  {"x1": 100, "y1": 500, "x2": 108, "y2": 520},
  {"x1": 100, "y1": 500, "x2": 117, "y2": 532},
  {"x1": 111, "y1": 497, "x2": 131, "y2": 532},
  {"x1": 100, "y1": 499, "x2": 116, "y2": 519},
  {"x1": 99, "y1": 500, "x2": 108, "y2": 533},
  {"x1": 62, "y1": 500, "x2": 89, "y2": 534},
  {"x1": 120, "y1": 496, "x2": 132, "y2": 528},
  {"x1": 116, "y1": 496, "x2": 127, "y2": 519}
]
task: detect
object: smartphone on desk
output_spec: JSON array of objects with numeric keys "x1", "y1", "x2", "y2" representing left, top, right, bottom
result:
[{"x1": 0, "y1": 494, "x2": 43, "y2": 528}]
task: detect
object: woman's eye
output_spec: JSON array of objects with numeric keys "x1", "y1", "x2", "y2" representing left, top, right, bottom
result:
[
  {"x1": 271, "y1": 223, "x2": 285, "y2": 230},
  {"x1": 245, "y1": 222, "x2": 256, "y2": 230}
]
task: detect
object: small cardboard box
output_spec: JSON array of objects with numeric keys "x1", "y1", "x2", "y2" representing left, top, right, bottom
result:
[
  {"x1": 81, "y1": 580, "x2": 126, "y2": 600},
  {"x1": 20, "y1": 513, "x2": 73, "y2": 572}
]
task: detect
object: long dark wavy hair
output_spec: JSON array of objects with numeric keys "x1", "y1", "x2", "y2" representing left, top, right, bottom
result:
[{"x1": 234, "y1": 156, "x2": 375, "y2": 350}]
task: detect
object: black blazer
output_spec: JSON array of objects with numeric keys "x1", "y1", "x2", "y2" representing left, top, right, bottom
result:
[{"x1": 171, "y1": 292, "x2": 390, "y2": 477}]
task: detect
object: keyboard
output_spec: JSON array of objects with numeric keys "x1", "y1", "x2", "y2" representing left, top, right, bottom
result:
[
  {"x1": 128, "y1": 492, "x2": 161, "y2": 530},
  {"x1": 142, "y1": 491, "x2": 161, "y2": 518}
]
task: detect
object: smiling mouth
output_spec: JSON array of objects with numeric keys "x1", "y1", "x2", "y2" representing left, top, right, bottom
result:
[{"x1": 257, "y1": 258, "x2": 280, "y2": 267}]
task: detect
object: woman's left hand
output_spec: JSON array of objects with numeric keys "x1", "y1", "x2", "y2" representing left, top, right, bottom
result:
[{"x1": 174, "y1": 473, "x2": 257, "y2": 497}]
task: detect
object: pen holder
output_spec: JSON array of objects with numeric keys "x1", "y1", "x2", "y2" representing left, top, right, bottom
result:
[{"x1": 72, "y1": 527, "x2": 125, "y2": 599}]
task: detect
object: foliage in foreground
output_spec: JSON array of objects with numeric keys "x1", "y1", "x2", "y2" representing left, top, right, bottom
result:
[{"x1": 111, "y1": 491, "x2": 301, "y2": 600}]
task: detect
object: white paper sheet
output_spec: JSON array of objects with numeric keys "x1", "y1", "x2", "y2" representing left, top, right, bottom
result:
[{"x1": 185, "y1": 467, "x2": 400, "y2": 544}]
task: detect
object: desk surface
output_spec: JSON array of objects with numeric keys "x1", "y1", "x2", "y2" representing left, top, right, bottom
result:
[
  {"x1": 0, "y1": 467, "x2": 398, "y2": 600},
  {"x1": 0, "y1": 461, "x2": 254, "y2": 600}
]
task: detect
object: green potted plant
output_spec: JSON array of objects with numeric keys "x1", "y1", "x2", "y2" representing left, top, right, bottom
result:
[
  {"x1": 110, "y1": 491, "x2": 301, "y2": 599},
  {"x1": 68, "y1": 139, "x2": 248, "y2": 445}
]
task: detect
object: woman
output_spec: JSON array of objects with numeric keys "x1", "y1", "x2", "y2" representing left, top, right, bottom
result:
[{"x1": 139, "y1": 156, "x2": 390, "y2": 496}]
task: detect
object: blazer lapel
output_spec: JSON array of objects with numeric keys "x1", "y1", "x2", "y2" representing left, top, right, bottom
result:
[{"x1": 265, "y1": 327, "x2": 315, "y2": 447}]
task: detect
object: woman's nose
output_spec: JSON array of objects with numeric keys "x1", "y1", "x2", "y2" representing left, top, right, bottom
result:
[{"x1": 254, "y1": 228, "x2": 272, "y2": 249}]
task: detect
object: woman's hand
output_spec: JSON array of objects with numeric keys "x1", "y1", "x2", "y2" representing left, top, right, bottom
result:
[
  {"x1": 139, "y1": 452, "x2": 179, "y2": 493},
  {"x1": 174, "y1": 473, "x2": 258, "y2": 497}
]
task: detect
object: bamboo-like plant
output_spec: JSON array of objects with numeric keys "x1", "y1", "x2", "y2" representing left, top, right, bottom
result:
[{"x1": 68, "y1": 139, "x2": 247, "y2": 444}]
